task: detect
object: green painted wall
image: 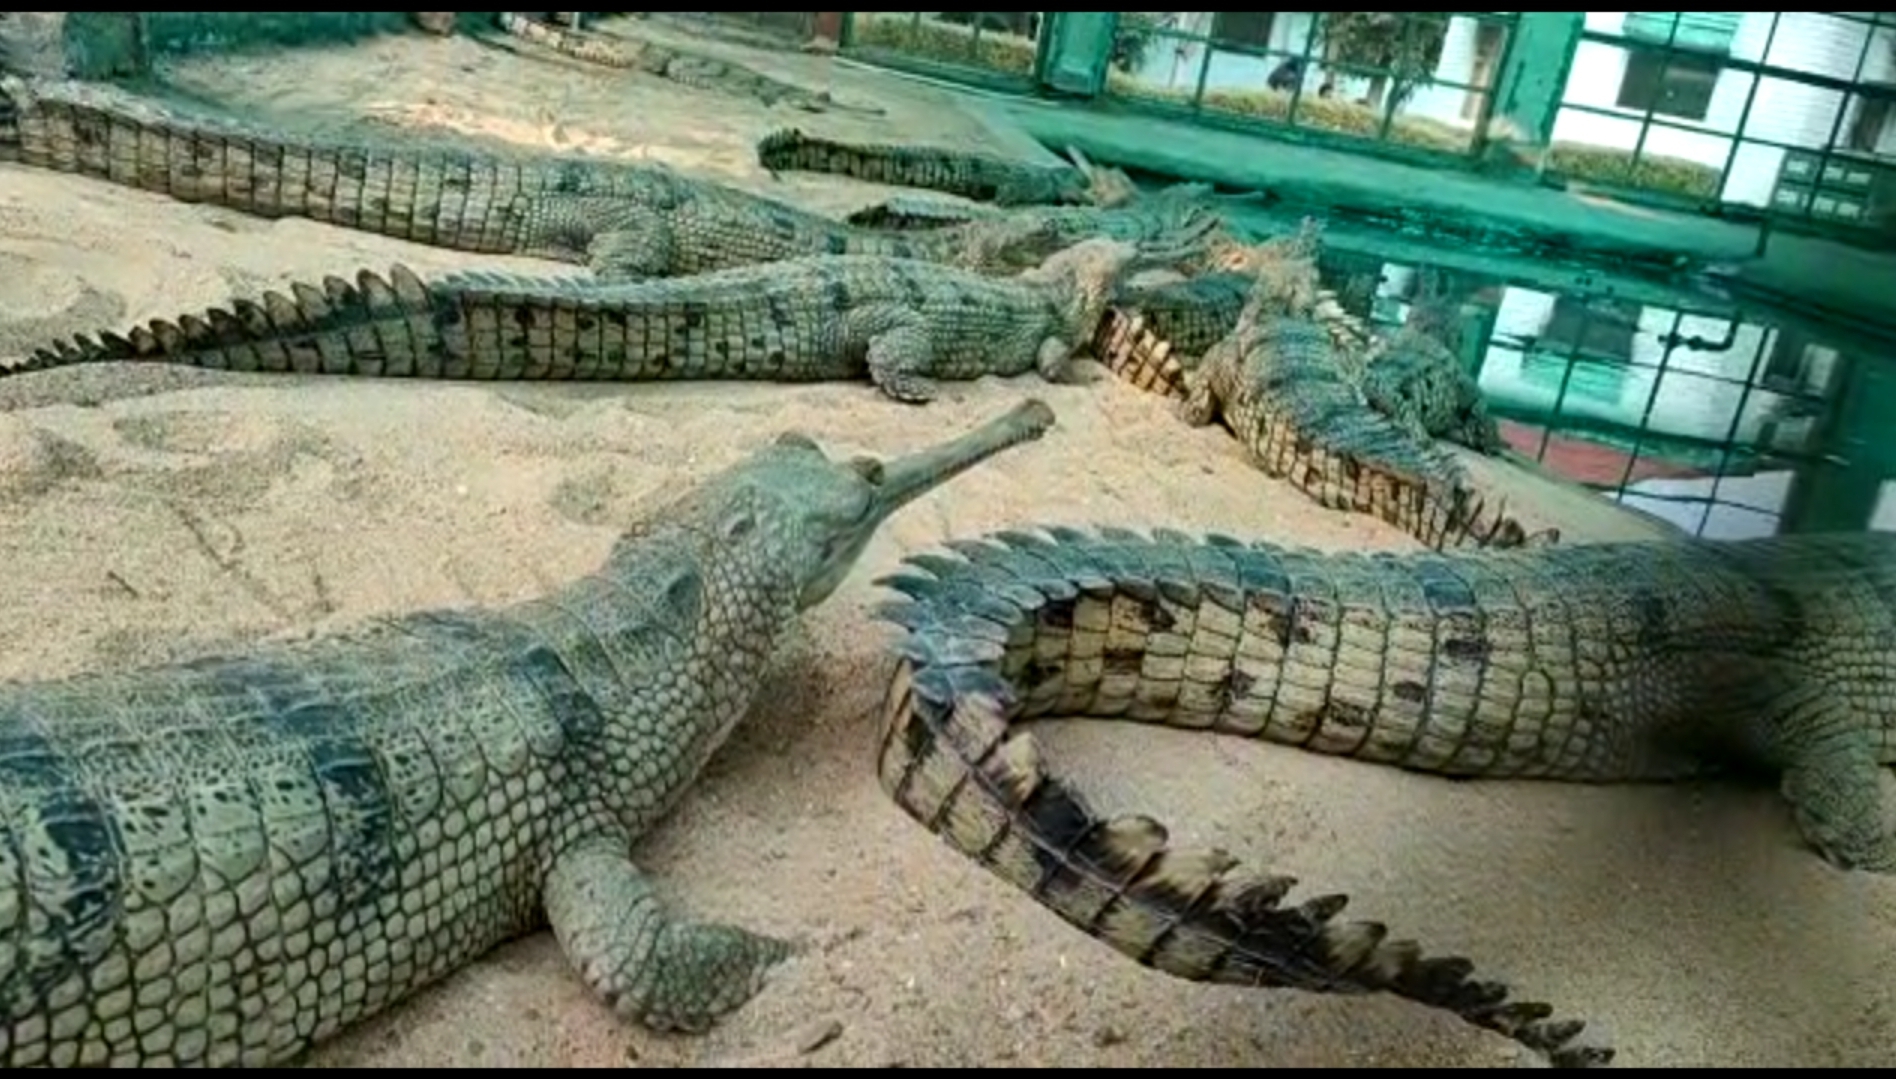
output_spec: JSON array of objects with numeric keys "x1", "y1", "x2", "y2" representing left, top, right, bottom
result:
[
  {"x1": 59, "y1": 11, "x2": 457, "y2": 79},
  {"x1": 1483, "y1": 12, "x2": 1583, "y2": 166}
]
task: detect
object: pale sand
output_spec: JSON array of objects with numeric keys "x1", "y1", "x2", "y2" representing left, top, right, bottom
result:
[{"x1": 1, "y1": 23, "x2": 1892, "y2": 1068}]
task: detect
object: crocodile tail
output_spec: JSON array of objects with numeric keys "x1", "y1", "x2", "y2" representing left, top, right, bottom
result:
[
  {"x1": 0, "y1": 75, "x2": 18, "y2": 160},
  {"x1": 874, "y1": 533, "x2": 1612, "y2": 1068},
  {"x1": 1096, "y1": 308, "x2": 1193, "y2": 398},
  {"x1": 10, "y1": 265, "x2": 446, "y2": 380},
  {"x1": 496, "y1": 11, "x2": 658, "y2": 70},
  {"x1": 756, "y1": 128, "x2": 1069, "y2": 204}
]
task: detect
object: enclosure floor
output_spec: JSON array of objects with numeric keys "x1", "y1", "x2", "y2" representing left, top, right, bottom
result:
[{"x1": 0, "y1": 21, "x2": 1889, "y2": 1068}]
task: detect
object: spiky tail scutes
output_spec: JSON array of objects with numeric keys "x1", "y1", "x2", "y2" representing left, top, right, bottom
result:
[
  {"x1": 757, "y1": 128, "x2": 1085, "y2": 205},
  {"x1": 12, "y1": 264, "x2": 672, "y2": 383},
  {"x1": 873, "y1": 528, "x2": 1613, "y2": 1068},
  {"x1": 1093, "y1": 311, "x2": 1546, "y2": 551},
  {"x1": 12, "y1": 265, "x2": 443, "y2": 380}
]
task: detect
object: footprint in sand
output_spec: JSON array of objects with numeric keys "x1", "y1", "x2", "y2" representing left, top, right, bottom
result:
[
  {"x1": 108, "y1": 409, "x2": 379, "y2": 508},
  {"x1": 0, "y1": 253, "x2": 127, "y2": 359},
  {"x1": 0, "y1": 417, "x2": 104, "y2": 503},
  {"x1": 546, "y1": 466, "x2": 624, "y2": 527}
]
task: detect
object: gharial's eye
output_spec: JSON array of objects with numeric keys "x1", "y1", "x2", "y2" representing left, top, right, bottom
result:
[
  {"x1": 774, "y1": 432, "x2": 820, "y2": 451},
  {"x1": 848, "y1": 456, "x2": 884, "y2": 484}
]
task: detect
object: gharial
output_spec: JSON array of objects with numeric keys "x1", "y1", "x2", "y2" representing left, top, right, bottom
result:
[
  {"x1": 0, "y1": 75, "x2": 1214, "y2": 282},
  {"x1": 872, "y1": 517, "x2": 1896, "y2": 1071},
  {"x1": 1100, "y1": 224, "x2": 1543, "y2": 550},
  {"x1": 491, "y1": 13, "x2": 884, "y2": 116},
  {"x1": 12, "y1": 237, "x2": 1178, "y2": 406},
  {"x1": 873, "y1": 524, "x2": 1621, "y2": 1068},
  {"x1": 0, "y1": 399, "x2": 1056, "y2": 1067}
]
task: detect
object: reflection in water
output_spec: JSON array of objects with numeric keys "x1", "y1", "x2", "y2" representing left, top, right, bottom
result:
[{"x1": 1306, "y1": 243, "x2": 1883, "y2": 540}]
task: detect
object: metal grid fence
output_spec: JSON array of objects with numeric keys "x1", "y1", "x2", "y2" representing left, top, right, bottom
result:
[
  {"x1": 1554, "y1": 11, "x2": 1896, "y2": 235},
  {"x1": 1328, "y1": 251, "x2": 1850, "y2": 538},
  {"x1": 1099, "y1": 12, "x2": 1516, "y2": 162}
]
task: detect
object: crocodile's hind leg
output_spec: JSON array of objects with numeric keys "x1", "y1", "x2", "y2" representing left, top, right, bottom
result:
[
  {"x1": 849, "y1": 305, "x2": 939, "y2": 404},
  {"x1": 545, "y1": 836, "x2": 798, "y2": 1031},
  {"x1": 1777, "y1": 708, "x2": 1896, "y2": 872},
  {"x1": 587, "y1": 227, "x2": 677, "y2": 283}
]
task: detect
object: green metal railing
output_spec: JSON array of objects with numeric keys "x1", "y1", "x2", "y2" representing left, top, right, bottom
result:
[
  {"x1": 1319, "y1": 247, "x2": 1852, "y2": 538},
  {"x1": 838, "y1": 12, "x2": 1048, "y2": 94},
  {"x1": 1554, "y1": 11, "x2": 1896, "y2": 238},
  {"x1": 1098, "y1": 12, "x2": 1517, "y2": 165}
]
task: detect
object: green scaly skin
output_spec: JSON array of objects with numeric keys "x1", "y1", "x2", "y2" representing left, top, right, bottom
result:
[
  {"x1": 1180, "y1": 310, "x2": 1533, "y2": 550},
  {"x1": 0, "y1": 75, "x2": 1092, "y2": 281},
  {"x1": 879, "y1": 524, "x2": 1896, "y2": 872},
  {"x1": 875, "y1": 525, "x2": 1641, "y2": 1068},
  {"x1": 494, "y1": 15, "x2": 884, "y2": 116},
  {"x1": 12, "y1": 238, "x2": 1152, "y2": 405},
  {"x1": 759, "y1": 127, "x2": 1091, "y2": 206},
  {"x1": 0, "y1": 399, "x2": 1057, "y2": 1067}
]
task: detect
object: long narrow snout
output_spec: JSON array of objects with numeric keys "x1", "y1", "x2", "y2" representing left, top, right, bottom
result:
[{"x1": 868, "y1": 399, "x2": 1057, "y2": 522}]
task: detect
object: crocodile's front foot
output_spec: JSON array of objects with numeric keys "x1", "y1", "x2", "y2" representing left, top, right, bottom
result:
[
  {"x1": 588, "y1": 228, "x2": 675, "y2": 283},
  {"x1": 546, "y1": 838, "x2": 798, "y2": 1031},
  {"x1": 1780, "y1": 727, "x2": 1896, "y2": 873},
  {"x1": 865, "y1": 321, "x2": 940, "y2": 404}
]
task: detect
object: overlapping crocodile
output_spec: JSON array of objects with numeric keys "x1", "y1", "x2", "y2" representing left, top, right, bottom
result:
[
  {"x1": 1098, "y1": 225, "x2": 1509, "y2": 461},
  {"x1": 1097, "y1": 228, "x2": 1537, "y2": 549},
  {"x1": 873, "y1": 526, "x2": 1622, "y2": 1068},
  {"x1": 13, "y1": 238, "x2": 1164, "y2": 405},
  {"x1": 876, "y1": 523, "x2": 1896, "y2": 957},
  {"x1": 758, "y1": 127, "x2": 1100, "y2": 207},
  {"x1": 0, "y1": 398, "x2": 1057, "y2": 1067},
  {"x1": 494, "y1": 13, "x2": 883, "y2": 115},
  {"x1": 2, "y1": 75, "x2": 1192, "y2": 280}
]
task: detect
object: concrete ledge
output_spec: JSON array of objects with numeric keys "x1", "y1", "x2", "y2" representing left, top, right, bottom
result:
[{"x1": 964, "y1": 94, "x2": 1896, "y2": 338}]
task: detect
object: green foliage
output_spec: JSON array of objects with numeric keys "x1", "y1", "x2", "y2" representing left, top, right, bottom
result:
[
  {"x1": 849, "y1": 13, "x2": 1037, "y2": 75},
  {"x1": 1313, "y1": 13, "x2": 1450, "y2": 110},
  {"x1": 1111, "y1": 13, "x2": 1161, "y2": 73},
  {"x1": 1545, "y1": 143, "x2": 1722, "y2": 200}
]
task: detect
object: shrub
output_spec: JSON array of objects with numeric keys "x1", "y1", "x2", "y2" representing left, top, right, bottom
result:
[
  {"x1": 1104, "y1": 74, "x2": 1473, "y2": 152},
  {"x1": 848, "y1": 13, "x2": 1036, "y2": 76},
  {"x1": 1545, "y1": 142, "x2": 1722, "y2": 201}
]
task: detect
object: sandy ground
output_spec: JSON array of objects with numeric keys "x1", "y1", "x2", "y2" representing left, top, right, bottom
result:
[{"x1": 2, "y1": 21, "x2": 1893, "y2": 1069}]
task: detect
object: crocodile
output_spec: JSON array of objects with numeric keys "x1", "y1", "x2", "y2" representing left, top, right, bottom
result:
[
  {"x1": 878, "y1": 522, "x2": 1896, "y2": 878},
  {"x1": 758, "y1": 127, "x2": 1096, "y2": 206},
  {"x1": 0, "y1": 398, "x2": 1057, "y2": 1068},
  {"x1": 872, "y1": 527, "x2": 1618, "y2": 1068},
  {"x1": 1184, "y1": 303, "x2": 1529, "y2": 550},
  {"x1": 1102, "y1": 229, "x2": 1511, "y2": 461},
  {"x1": 15, "y1": 238, "x2": 1160, "y2": 405},
  {"x1": 0, "y1": 75, "x2": 1140, "y2": 281},
  {"x1": 493, "y1": 13, "x2": 883, "y2": 115},
  {"x1": 1144, "y1": 226, "x2": 1537, "y2": 550},
  {"x1": 1354, "y1": 273, "x2": 1508, "y2": 456}
]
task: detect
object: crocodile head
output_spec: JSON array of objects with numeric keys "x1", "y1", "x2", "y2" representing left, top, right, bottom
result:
[{"x1": 641, "y1": 400, "x2": 1057, "y2": 611}]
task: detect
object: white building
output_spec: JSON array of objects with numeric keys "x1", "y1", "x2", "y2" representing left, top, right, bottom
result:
[
  {"x1": 1127, "y1": 12, "x2": 1896, "y2": 213},
  {"x1": 1556, "y1": 12, "x2": 1896, "y2": 212}
]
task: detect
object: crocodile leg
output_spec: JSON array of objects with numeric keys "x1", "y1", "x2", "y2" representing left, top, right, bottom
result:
[
  {"x1": 1776, "y1": 699, "x2": 1896, "y2": 872},
  {"x1": 544, "y1": 836, "x2": 797, "y2": 1033},
  {"x1": 863, "y1": 319, "x2": 939, "y2": 404},
  {"x1": 587, "y1": 226, "x2": 677, "y2": 283}
]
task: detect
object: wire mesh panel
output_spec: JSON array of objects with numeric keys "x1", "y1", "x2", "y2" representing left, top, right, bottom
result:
[
  {"x1": 840, "y1": 12, "x2": 1046, "y2": 89},
  {"x1": 1478, "y1": 279, "x2": 1847, "y2": 537},
  {"x1": 1553, "y1": 11, "x2": 1896, "y2": 236},
  {"x1": 1102, "y1": 12, "x2": 1516, "y2": 159},
  {"x1": 1304, "y1": 246, "x2": 1862, "y2": 538}
]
